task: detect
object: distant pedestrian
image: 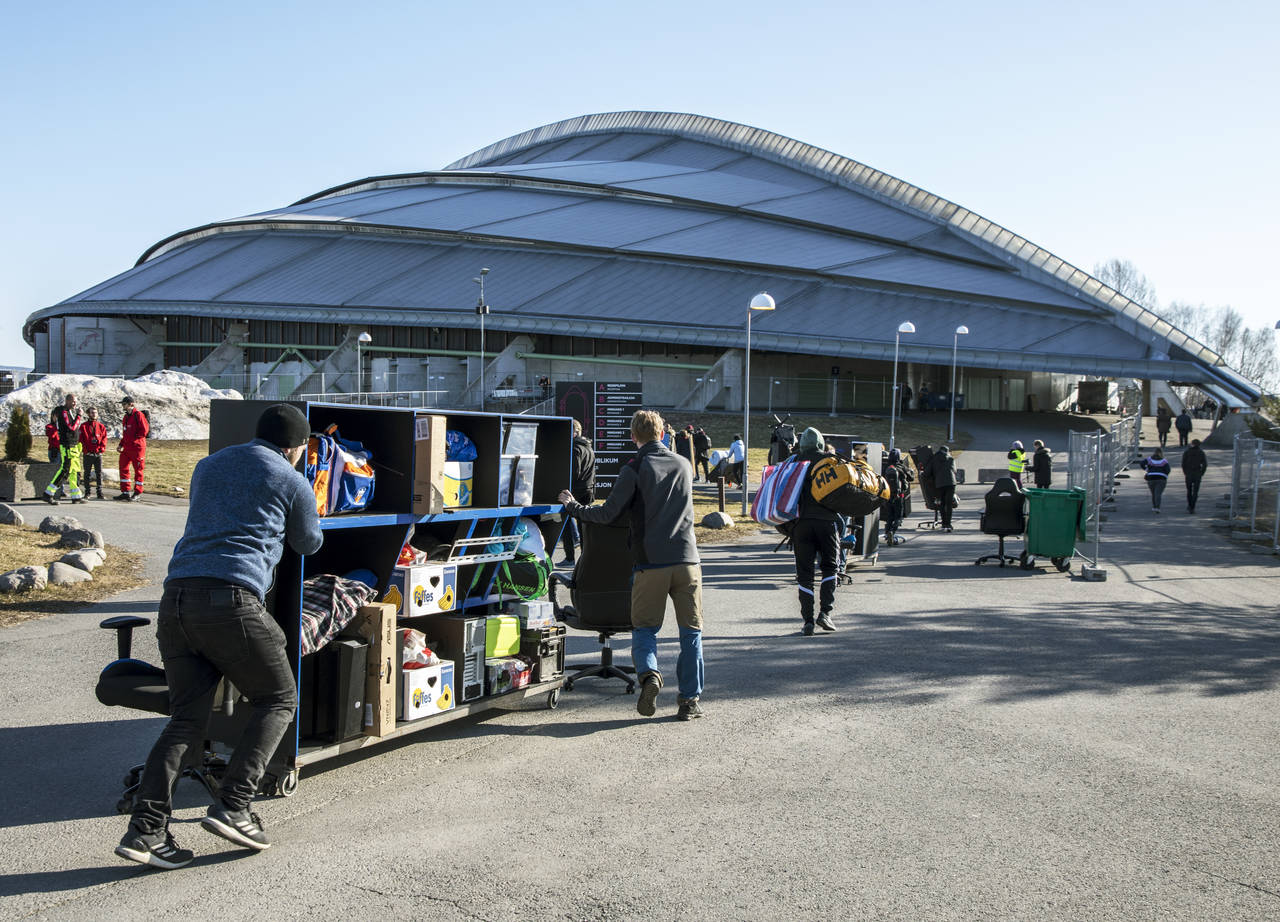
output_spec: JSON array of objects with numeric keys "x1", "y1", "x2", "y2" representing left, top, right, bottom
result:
[
  {"x1": 1174, "y1": 409, "x2": 1193, "y2": 448},
  {"x1": 661, "y1": 424, "x2": 674, "y2": 449},
  {"x1": 881, "y1": 448, "x2": 914, "y2": 545},
  {"x1": 790, "y1": 428, "x2": 842, "y2": 634},
  {"x1": 1155, "y1": 408, "x2": 1172, "y2": 448},
  {"x1": 692, "y1": 426, "x2": 711, "y2": 482},
  {"x1": 559, "y1": 418, "x2": 596, "y2": 566},
  {"x1": 116, "y1": 396, "x2": 150, "y2": 501},
  {"x1": 44, "y1": 394, "x2": 84, "y2": 505},
  {"x1": 1181, "y1": 438, "x2": 1208, "y2": 513},
  {"x1": 1006, "y1": 440, "x2": 1026, "y2": 488},
  {"x1": 673, "y1": 425, "x2": 693, "y2": 469},
  {"x1": 1140, "y1": 448, "x2": 1171, "y2": 513},
  {"x1": 923, "y1": 444, "x2": 958, "y2": 532},
  {"x1": 79, "y1": 406, "x2": 109, "y2": 499},
  {"x1": 900, "y1": 384, "x2": 913, "y2": 415},
  {"x1": 726, "y1": 434, "x2": 746, "y2": 487},
  {"x1": 44, "y1": 412, "x2": 60, "y2": 465},
  {"x1": 1031, "y1": 439, "x2": 1052, "y2": 488}
]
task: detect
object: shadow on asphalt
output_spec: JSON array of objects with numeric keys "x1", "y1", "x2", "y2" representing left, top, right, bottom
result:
[{"x1": 0, "y1": 847, "x2": 244, "y2": 897}]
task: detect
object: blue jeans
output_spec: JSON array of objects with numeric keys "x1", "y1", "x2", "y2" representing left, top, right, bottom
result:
[
  {"x1": 629, "y1": 564, "x2": 704, "y2": 701},
  {"x1": 131, "y1": 581, "x2": 297, "y2": 832}
]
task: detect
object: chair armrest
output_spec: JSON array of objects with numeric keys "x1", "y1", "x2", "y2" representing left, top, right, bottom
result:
[{"x1": 99, "y1": 615, "x2": 152, "y2": 661}]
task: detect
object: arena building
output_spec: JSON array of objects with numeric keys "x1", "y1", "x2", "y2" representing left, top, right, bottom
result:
[{"x1": 23, "y1": 111, "x2": 1261, "y2": 413}]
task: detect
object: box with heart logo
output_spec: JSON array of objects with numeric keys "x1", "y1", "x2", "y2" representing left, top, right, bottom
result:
[
  {"x1": 399, "y1": 660, "x2": 456, "y2": 721},
  {"x1": 386, "y1": 563, "x2": 458, "y2": 618}
]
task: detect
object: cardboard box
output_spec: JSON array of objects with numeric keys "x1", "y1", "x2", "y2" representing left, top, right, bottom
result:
[
  {"x1": 485, "y1": 614, "x2": 521, "y2": 657},
  {"x1": 412, "y1": 414, "x2": 447, "y2": 515},
  {"x1": 510, "y1": 600, "x2": 555, "y2": 629},
  {"x1": 385, "y1": 564, "x2": 458, "y2": 618},
  {"x1": 400, "y1": 660, "x2": 456, "y2": 721},
  {"x1": 443, "y1": 461, "x2": 474, "y2": 508},
  {"x1": 344, "y1": 603, "x2": 397, "y2": 738}
]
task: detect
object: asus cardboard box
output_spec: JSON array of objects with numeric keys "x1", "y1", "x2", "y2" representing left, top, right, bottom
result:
[
  {"x1": 345, "y1": 602, "x2": 398, "y2": 738},
  {"x1": 412, "y1": 413, "x2": 447, "y2": 515}
]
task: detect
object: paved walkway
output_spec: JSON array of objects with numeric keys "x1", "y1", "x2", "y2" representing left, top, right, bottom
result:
[{"x1": 0, "y1": 414, "x2": 1276, "y2": 921}]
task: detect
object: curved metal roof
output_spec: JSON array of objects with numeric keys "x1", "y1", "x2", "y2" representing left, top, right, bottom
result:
[{"x1": 26, "y1": 110, "x2": 1259, "y2": 401}]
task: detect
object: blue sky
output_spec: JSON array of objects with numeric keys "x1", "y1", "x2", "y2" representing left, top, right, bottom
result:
[{"x1": 2, "y1": 0, "x2": 1277, "y2": 368}]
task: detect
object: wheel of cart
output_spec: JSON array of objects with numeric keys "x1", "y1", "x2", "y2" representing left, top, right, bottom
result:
[
  {"x1": 547, "y1": 688, "x2": 561, "y2": 709},
  {"x1": 1022, "y1": 488, "x2": 1087, "y2": 574}
]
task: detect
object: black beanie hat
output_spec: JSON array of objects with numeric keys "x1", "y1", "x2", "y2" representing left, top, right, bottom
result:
[{"x1": 255, "y1": 404, "x2": 310, "y2": 449}]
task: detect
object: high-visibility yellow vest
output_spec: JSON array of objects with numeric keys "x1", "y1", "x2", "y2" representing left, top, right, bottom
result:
[{"x1": 1007, "y1": 449, "x2": 1026, "y2": 473}]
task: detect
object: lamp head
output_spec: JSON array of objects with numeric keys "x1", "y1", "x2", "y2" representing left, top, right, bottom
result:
[
  {"x1": 357, "y1": 331, "x2": 373, "y2": 344},
  {"x1": 749, "y1": 292, "x2": 776, "y2": 311},
  {"x1": 479, "y1": 267, "x2": 490, "y2": 276},
  {"x1": 955, "y1": 325, "x2": 969, "y2": 336},
  {"x1": 898, "y1": 321, "x2": 916, "y2": 334}
]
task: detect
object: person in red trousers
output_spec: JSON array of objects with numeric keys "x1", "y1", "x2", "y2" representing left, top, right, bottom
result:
[
  {"x1": 116, "y1": 396, "x2": 150, "y2": 501},
  {"x1": 79, "y1": 406, "x2": 110, "y2": 499}
]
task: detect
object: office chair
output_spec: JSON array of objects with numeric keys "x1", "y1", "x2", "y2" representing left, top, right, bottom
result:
[
  {"x1": 548, "y1": 521, "x2": 636, "y2": 694},
  {"x1": 975, "y1": 477, "x2": 1026, "y2": 568},
  {"x1": 95, "y1": 616, "x2": 228, "y2": 813},
  {"x1": 913, "y1": 446, "x2": 943, "y2": 530}
]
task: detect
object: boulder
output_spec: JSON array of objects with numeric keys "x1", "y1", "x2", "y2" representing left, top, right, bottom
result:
[
  {"x1": 0, "y1": 566, "x2": 48, "y2": 592},
  {"x1": 0, "y1": 503, "x2": 24, "y2": 526},
  {"x1": 39, "y1": 515, "x2": 84, "y2": 535},
  {"x1": 60, "y1": 549, "x2": 104, "y2": 572},
  {"x1": 701, "y1": 510, "x2": 734, "y2": 529},
  {"x1": 57, "y1": 528, "x2": 105, "y2": 550},
  {"x1": 48, "y1": 562, "x2": 93, "y2": 586}
]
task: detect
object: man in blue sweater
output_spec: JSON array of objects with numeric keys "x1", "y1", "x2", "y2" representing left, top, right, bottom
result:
[{"x1": 116, "y1": 404, "x2": 322, "y2": 870}]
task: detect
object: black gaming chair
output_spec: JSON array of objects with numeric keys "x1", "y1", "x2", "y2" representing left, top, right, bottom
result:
[
  {"x1": 548, "y1": 520, "x2": 636, "y2": 694},
  {"x1": 913, "y1": 445, "x2": 943, "y2": 530},
  {"x1": 95, "y1": 616, "x2": 228, "y2": 813},
  {"x1": 975, "y1": 477, "x2": 1026, "y2": 567}
]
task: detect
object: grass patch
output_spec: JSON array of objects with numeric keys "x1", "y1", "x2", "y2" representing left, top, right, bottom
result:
[
  {"x1": 32, "y1": 437, "x2": 208, "y2": 497},
  {"x1": 0, "y1": 523, "x2": 146, "y2": 628}
]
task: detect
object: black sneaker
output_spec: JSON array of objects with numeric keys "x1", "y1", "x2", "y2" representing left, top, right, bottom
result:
[
  {"x1": 71, "y1": 497, "x2": 86, "y2": 504},
  {"x1": 201, "y1": 802, "x2": 271, "y2": 850},
  {"x1": 677, "y1": 698, "x2": 704, "y2": 721},
  {"x1": 115, "y1": 828, "x2": 194, "y2": 870},
  {"x1": 636, "y1": 674, "x2": 661, "y2": 717},
  {"x1": 801, "y1": 619, "x2": 815, "y2": 636},
  {"x1": 97, "y1": 492, "x2": 105, "y2": 500},
  {"x1": 113, "y1": 492, "x2": 131, "y2": 501},
  {"x1": 816, "y1": 612, "x2": 837, "y2": 632},
  {"x1": 42, "y1": 494, "x2": 58, "y2": 505}
]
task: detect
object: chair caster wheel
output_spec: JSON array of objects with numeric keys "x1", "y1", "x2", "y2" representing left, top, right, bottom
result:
[
  {"x1": 625, "y1": 683, "x2": 636, "y2": 694},
  {"x1": 276, "y1": 770, "x2": 299, "y2": 798},
  {"x1": 564, "y1": 679, "x2": 575, "y2": 692},
  {"x1": 547, "y1": 689, "x2": 561, "y2": 709}
]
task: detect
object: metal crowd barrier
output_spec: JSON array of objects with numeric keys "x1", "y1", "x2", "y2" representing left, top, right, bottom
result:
[
  {"x1": 1228, "y1": 434, "x2": 1280, "y2": 553},
  {"x1": 1067, "y1": 413, "x2": 1143, "y2": 552}
]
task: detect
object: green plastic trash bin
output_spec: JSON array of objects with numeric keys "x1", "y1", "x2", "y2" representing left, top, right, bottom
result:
[{"x1": 1020, "y1": 487, "x2": 1086, "y2": 572}]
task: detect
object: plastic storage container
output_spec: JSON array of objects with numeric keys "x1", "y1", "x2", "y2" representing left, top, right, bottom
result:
[
  {"x1": 502, "y1": 422, "x2": 539, "y2": 456},
  {"x1": 1021, "y1": 487, "x2": 1086, "y2": 572},
  {"x1": 498, "y1": 455, "x2": 537, "y2": 506}
]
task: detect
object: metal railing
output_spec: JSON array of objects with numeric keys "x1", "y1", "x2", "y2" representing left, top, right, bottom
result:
[
  {"x1": 1067, "y1": 412, "x2": 1143, "y2": 546},
  {"x1": 293, "y1": 389, "x2": 452, "y2": 408},
  {"x1": 1227, "y1": 434, "x2": 1280, "y2": 553}
]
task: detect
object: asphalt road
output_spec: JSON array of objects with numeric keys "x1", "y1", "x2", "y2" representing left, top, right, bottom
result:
[{"x1": 1, "y1": 417, "x2": 1277, "y2": 921}]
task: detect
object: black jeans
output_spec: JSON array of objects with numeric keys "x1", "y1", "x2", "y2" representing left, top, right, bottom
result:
[
  {"x1": 1185, "y1": 476, "x2": 1202, "y2": 511},
  {"x1": 1147, "y1": 478, "x2": 1167, "y2": 509},
  {"x1": 792, "y1": 517, "x2": 840, "y2": 620},
  {"x1": 131, "y1": 582, "x2": 297, "y2": 833},
  {"x1": 937, "y1": 485, "x2": 956, "y2": 528},
  {"x1": 560, "y1": 516, "x2": 579, "y2": 560},
  {"x1": 1177, "y1": 430, "x2": 1190, "y2": 448},
  {"x1": 83, "y1": 452, "x2": 103, "y2": 494}
]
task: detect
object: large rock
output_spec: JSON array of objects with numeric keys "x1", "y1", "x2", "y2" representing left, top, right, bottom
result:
[
  {"x1": 48, "y1": 562, "x2": 93, "y2": 586},
  {"x1": 60, "y1": 549, "x2": 105, "y2": 572},
  {"x1": 0, "y1": 566, "x2": 48, "y2": 592},
  {"x1": 39, "y1": 515, "x2": 83, "y2": 535},
  {"x1": 57, "y1": 528, "x2": 104, "y2": 550},
  {"x1": 701, "y1": 510, "x2": 735, "y2": 529},
  {"x1": 0, "y1": 503, "x2": 24, "y2": 526}
]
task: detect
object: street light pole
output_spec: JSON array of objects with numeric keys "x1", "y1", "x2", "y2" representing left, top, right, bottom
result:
[
  {"x1": 356, "y1": 331, "x2": 372, "y2": 393},
  {"x1": 889, "y1": 321, "x2": 915, "y2": 451},
  {"x1": 948, "y1": 325, "x2": 968, "y2": 442},
  {"x1": 743, "y1": 292, "x2": 776, "y2": 516},
  {"x1": 473, "y1": 268, "x2": 490, "y2": 411}
]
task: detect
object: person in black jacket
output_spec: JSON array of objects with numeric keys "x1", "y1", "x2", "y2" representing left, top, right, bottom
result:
[
  {"x1": 559, "y1": 410, "x2": 704, "y2": 721},
  {"x1": 692, "y1": 426, "x2": 711, "y2": 482},
  {"x1": 923, "y1": 445, "x2": 958, "y2": 532},
  {"x1": 559, "y1": 418, "x2": 596, "y2": 565},
  {"x1": 790, "y1": 428, "x2": 842, "y2": 635},
  {"x1": 1031, "y1": 440, "x2": 1052, "y2": 488},
  {"x1": 1174, "y1": 409, "x2": 1194, "y2": 447},
  {"x1": 1181, "y1": 438, "x2": 1208, "y2": 513},
  {"x1": 880, "y1": 448, "x2": 913, "y2": 546}
]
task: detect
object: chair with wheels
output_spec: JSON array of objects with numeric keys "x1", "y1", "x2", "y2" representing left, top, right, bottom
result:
[
  {"x1": 913, "y1": 445, "x2": 943, "y2": 530},
  {"x1": 975, "y1": 477, "x2": 1026, "y2": 568},
  {"x1": 548, "y1": 520, "x2": 636, "y2": 694}
]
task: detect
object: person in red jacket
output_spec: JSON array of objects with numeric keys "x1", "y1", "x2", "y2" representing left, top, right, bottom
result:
[
  {"x1": 79, "y1": 406, "x2": 109, "y2": 499},
  {"x1": 44, "y1": 413, "x2": 61, "y2": 463},
  {"x1": 116, "y1": 396, "x2": 150, "y2": 501}
]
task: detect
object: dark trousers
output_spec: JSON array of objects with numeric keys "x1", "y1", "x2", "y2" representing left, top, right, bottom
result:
[
  {"x1": 1158, "y1": 429, "x2": 1169, "y2": 447},
  {"x1": 83, "y1": 452, "x2": 103, "y2": 494},
  {"x1": 696, "y1": 456, "x2": 710, "y2": 481},
  {"x1": 1177, "y1": 430, "x2": 1190, "y2": 447},
  {"x1": 1147, "y1": 478, "x2": 1167, "y2": 509},
  {"x1": 1185, "y1": 476, "x2": 1202, "y2": 511},
  {"x1": 791, "y1": 517, "x2": 840, "y2": 621},
  {"x1": 560, "y1": 516, "x2": 579, "y2": 561},
  {"x1": 131, "y1": 581, "x2": 297, "y2": 833},
  {"x1": 937, "y1": 485, "x2": 956, "y2": 528}
]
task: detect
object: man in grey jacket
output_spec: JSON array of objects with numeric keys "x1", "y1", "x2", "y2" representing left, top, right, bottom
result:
[
  {"x1": 559, "y1": 409, "x2": 704, "y2": 721},
  {"x1": 116, "y1": 404, "x2": 322, "y2": 870}
]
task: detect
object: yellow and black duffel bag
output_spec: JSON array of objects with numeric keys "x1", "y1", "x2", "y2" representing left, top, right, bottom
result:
[{"x1": 809, "y1": 456, "x2": 891, "y2": 517}]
